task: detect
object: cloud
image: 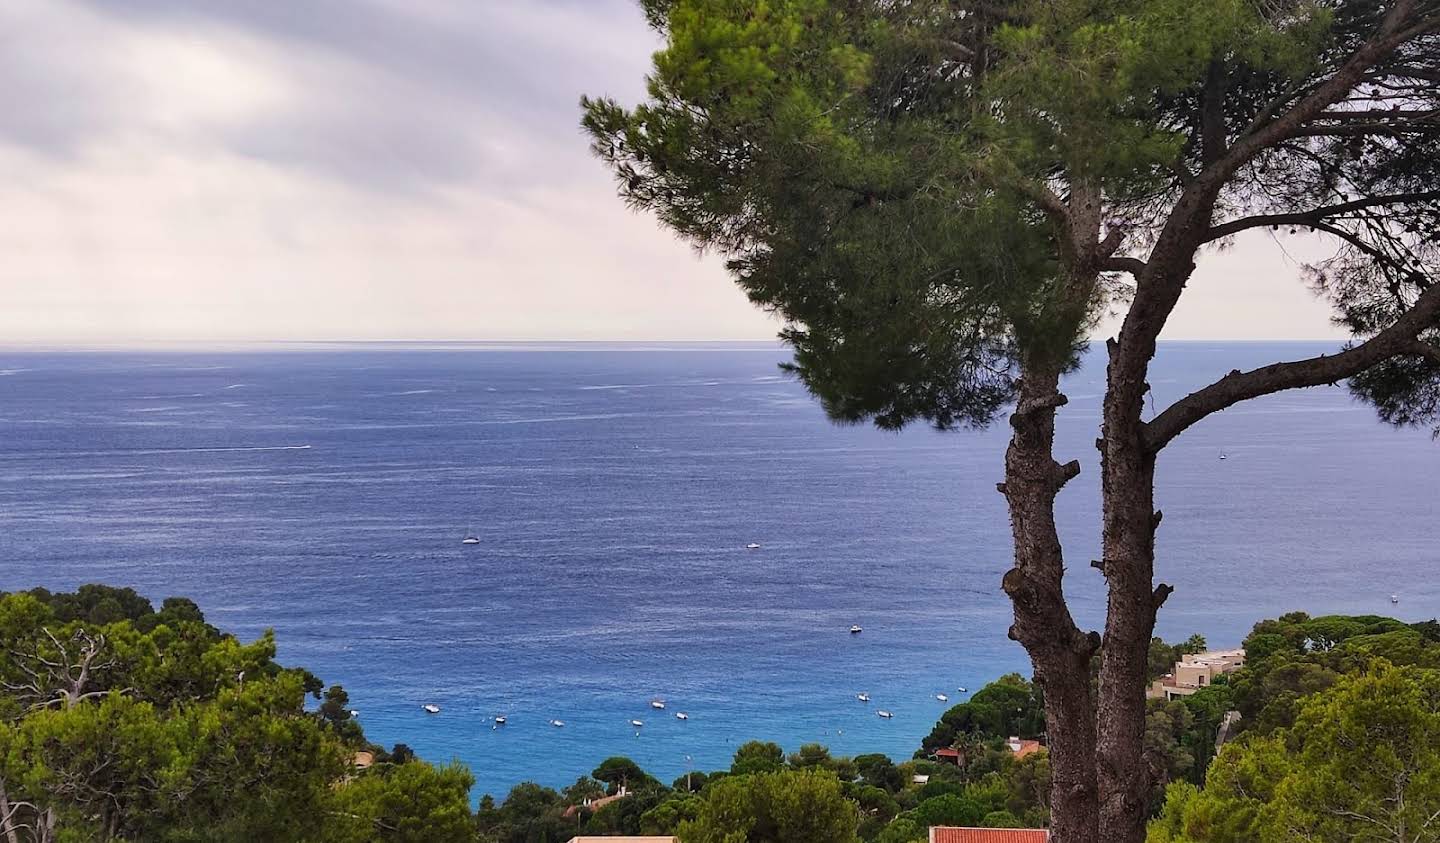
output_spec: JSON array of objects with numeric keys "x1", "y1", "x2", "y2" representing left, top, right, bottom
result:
[{"x1": 0, "y1": 0, "x2": 1344, "y2": 343}]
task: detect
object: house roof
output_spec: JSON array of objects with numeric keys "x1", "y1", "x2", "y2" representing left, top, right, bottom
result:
[
  {"x1": 1005, "y1": 737, "x2": 1044, "y2": 760},
  {"x1": 934, "y1": 747, "x2": 962, "y2": 757},
  {"x1": 930, "y1": 827, "x2": 1048, "y2": 843}
]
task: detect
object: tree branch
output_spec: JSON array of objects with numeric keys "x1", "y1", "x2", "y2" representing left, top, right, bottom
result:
[
  {"x1": 1314, "y1": 108, "x2": 1440, "y2": 122},
  {"x1": 1201, "y1": 191, "x2": 1440, "y2": 243},
  {"x1": 1143, "y1": 281, "x2": 1440, "y2": 452},
  {"x1": 1100, "y1": 256, "x2": 1147, "y2": 276}
]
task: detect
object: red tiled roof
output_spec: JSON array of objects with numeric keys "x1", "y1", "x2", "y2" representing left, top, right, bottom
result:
[
  {"x1": 930, "y1": 827, "x2": 1048, "y2": 843},
  {"x1": 1007, "y1": 739, "x2": 1043, "y2": 760},
  {"x1": 934, "y1": 747, "x2": 962, "y2": 757}
]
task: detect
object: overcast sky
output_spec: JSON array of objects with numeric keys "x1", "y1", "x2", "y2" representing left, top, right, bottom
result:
[{"x1": 0, "y1": 0, "x2": 1348, "y2": 344}]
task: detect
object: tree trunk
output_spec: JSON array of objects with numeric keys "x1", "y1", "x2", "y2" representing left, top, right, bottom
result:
[
  {"x1": 1000, "y1": 363, "x2": 1101, "y2": 843},
  {"x1": 1095, "y1": 339, "x2": 1165, "y2": 843}
]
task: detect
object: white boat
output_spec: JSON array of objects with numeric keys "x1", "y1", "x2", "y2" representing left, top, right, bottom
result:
[
  {"x1": 1219, "y1": 454, "x2": 1228, "y2": 461},
  {"x1": 461, "y1": 535, "x2": 481, "y2": 545},
  {"x1": 856, "y1": 693, "x2": 870, "y2": 702},
  {"x1": 877, "y1": 710, "x2": 894, "y2": 719},
  {"x1": 849, "y1": 625, "x2": 863, "y2": 634},
  {"x1": 936, "y1": 694, "x2": 949, "y2": 702},
  {"x1": 651, "y1": 699, "x2": 666, "y2": 709},
  {"x1": 349, "y1": 709, "x2": 360, "y2": 717},
  {"x1": 494, "y1": 715, "x2": 507, "y2": 725},
  {"x1": 630, "y1": 719, "x2": 645, "y2": 728},
  {"x1": 422, "y1": 704, "x2": 441, "y2": 714},
  {"x1": 550, "y1": 719, "x2": 565, "y2": 728},
  {"x1": 956, "y1": 686, "x2": 968, "y2": 693},
  {"x1": 675, "y1": 712, "x2": 689, "y2": 720},
  {"x1": 746, "y1": 543, "x2": 761, "y2": 550},
  {"x1": 1392, "y1": 594, "x2": 1400, "y2": 604}
]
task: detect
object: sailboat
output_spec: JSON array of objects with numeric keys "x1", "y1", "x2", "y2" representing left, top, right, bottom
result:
[{"x1": 461, "y1": 526, "x2": 480, "y2": 545}]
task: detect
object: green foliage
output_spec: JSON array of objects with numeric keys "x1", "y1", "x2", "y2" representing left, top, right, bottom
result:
[
  {"x1": 1150, "y1": 663, "x2": 1440, "y2": 843},
  {"x1": 788, "y1": 742, "x2": 834, "y2": 768},
  {"x1": 1230, "y1": 612, "x2": 1440, "y2": 734},
  {"x1": 731, "y1": 739, "x2": 786, "y2": 775},
  {"x1": 677, "y1": 767, "x2": 860, "y2": 843},
  {"x1": 593, "y1": 755, "x2": 663, "y2": 793},
  {"x1": 1173, "y1": 684, "x2": 1234, "y2": 785},
  {"x1": 1006, "y1": 751, "x2": 1051, "y2": 819},
  {"x1": 0, "y1": 587, "x2": 474, "y2": 843},
  {"x1": 854, "y1": 753, "x2": 903, "y2": 793},
  {"x1": 673, "y1": 769, "x2": 712, "y2": 792},
  {"x1": 909, "y1": 793, "x2": 986, "y2": 828},
  {"x1": 327, "y1": 761, "x2": 477, "y2": 843},
  {"x1": 871, "y1": 816, "x2": 926, "y2": 843},
  {"x1": 641, "y1": 793, "x2": 703, "y2": 835},
  {"x1": 919, "y1": 673, "x2": 1045, "y2": 754},
  {"x1": 475, "y1": 781, "x2": 569, "y2": 843},
  {"x1": 583, "y1": 0, "x2": 1073, "y2": 431}
]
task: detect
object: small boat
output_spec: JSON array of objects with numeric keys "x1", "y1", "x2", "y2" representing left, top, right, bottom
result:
[
  {"x1": 494, "y1": 715, "x2": 507, "y2": 726},
  {"x1": 630, "y1": 719, "x2": 645, "y2": 728},
  {"x1": 1219, "y1": 454, "x2": 1228, "y2": 461},
  {"x1": 650, "y1": 699, "x2": 666, "y2": 710},
  {"x1": 877, "y1": 710, "x2": 894, "y2": 719},
  {"x1": 675, "y1": 712, "x2": 689, "y2": 720},
  {"x1": 461, "y1": 534, "x2": 481, "y2": 545},
  {"x1": 849, "y1": 625, "x2": 863, "y2": 634},
  {"x1": 422, "y1": 704, "x2": 441, "y2": 714},
  {"x1": 856, "y1": 693, "x2": 870, "y2": 703},
  {"x1": 349, "y1": 709, "x2": 360, "y2": 717},
  {"x1": 550, "y1": 719, "x2": 565, "y2": 728},
  {"x1": 746, "y1": 543, "x2": 761, "y2": 550},
  {"x1": 956, "y1": 686, "x2": 968, "y2": 693},
  {"x1": 1392, "y1": 594, "x2": 1400, "y2": 604},
  {"x1": 936, "y1": 694, "x2": 949, "y2": 702}
]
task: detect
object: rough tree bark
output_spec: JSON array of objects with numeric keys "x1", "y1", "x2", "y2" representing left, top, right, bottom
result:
[
  {"x1": 1095, "y1": 338, "x2": 1167, "y2": 842},
  {"x1": 1001, "y1": 361, "x2": 1100, "y2": 843}
]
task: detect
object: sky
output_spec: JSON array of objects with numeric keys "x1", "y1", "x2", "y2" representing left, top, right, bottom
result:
[{"x1": 0, "y1": 0, "x2": 1349, "y2": 344}]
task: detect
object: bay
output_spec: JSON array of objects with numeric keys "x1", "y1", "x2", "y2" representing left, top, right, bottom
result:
[{"x1": 0, "y1": 341, "x2": 1435, "y2": 798}]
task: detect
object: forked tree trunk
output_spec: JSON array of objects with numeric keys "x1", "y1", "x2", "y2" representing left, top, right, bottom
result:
[
  {"x1": 1001, "y1": 362, "x2": 1101, "y2": 843},
  {"x1": 1002, "y1": 339, "x2": 1169, "y2": 843}
]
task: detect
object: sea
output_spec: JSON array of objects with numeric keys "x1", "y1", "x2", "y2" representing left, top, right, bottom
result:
[{"x1": 0, "y1": 341, "x2": 1435, "y2": 799}]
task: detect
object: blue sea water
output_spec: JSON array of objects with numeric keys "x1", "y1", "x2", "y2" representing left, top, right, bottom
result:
[{"x1": 0, "y1": 341, "x2": 1436, "y2": 799}]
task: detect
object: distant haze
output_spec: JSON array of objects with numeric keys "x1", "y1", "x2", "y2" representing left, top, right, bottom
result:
[{"x1": 1, "y1": 0, "x2": 1347, "y2": 344}]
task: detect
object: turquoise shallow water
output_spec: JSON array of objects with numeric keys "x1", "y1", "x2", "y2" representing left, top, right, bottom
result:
[{"x1": 0, "y1": 341, "x2": 1436, "y2": 798}]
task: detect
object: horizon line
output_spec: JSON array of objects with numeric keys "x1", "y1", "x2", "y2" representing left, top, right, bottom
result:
[{"x1": 0, "y1": 336, "x2": 1351, "y2": 352}]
